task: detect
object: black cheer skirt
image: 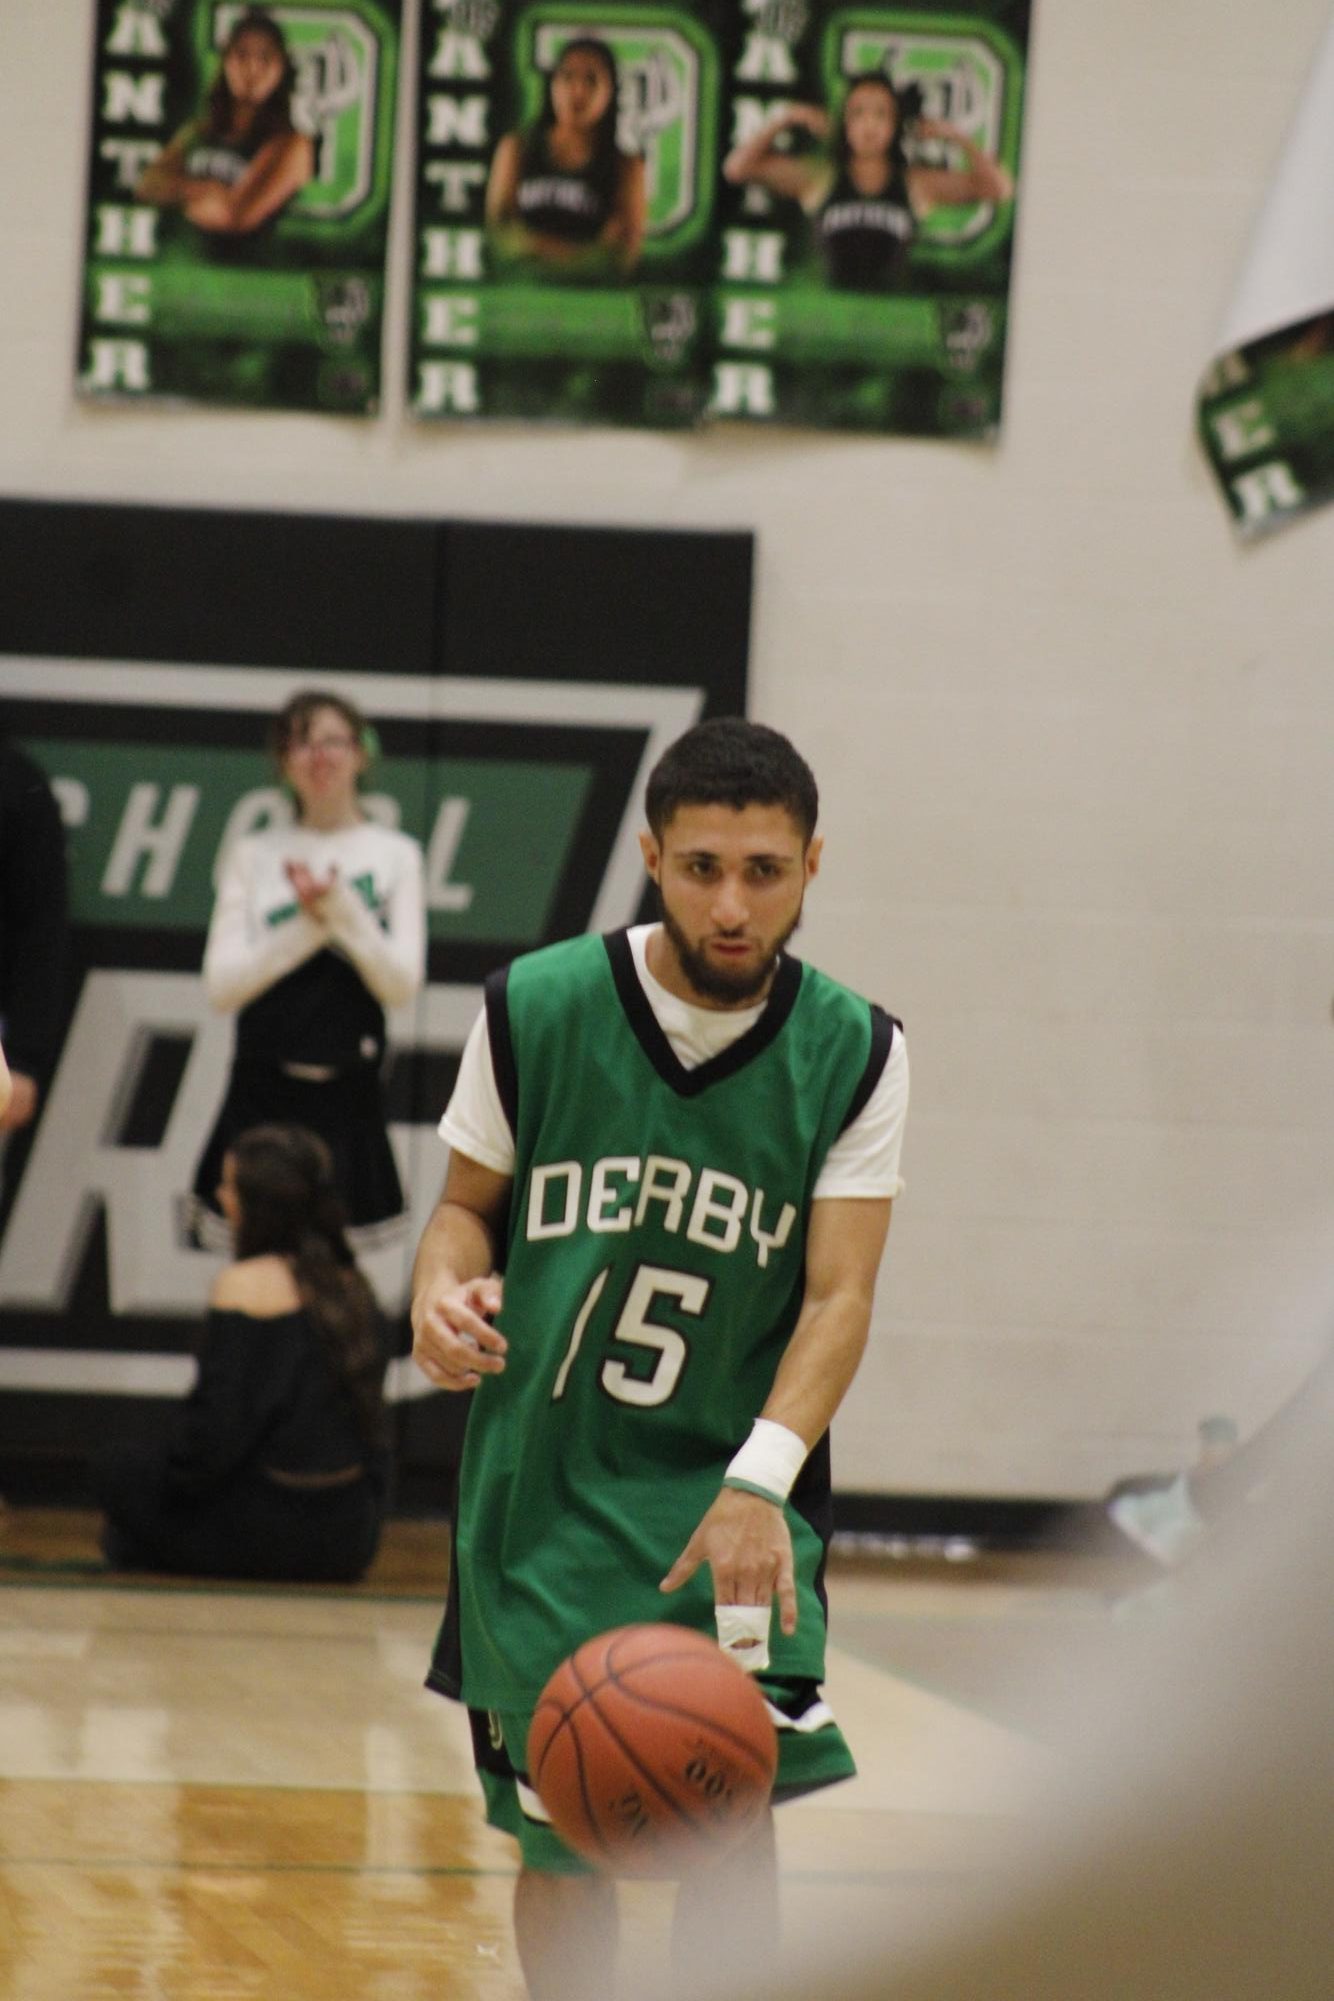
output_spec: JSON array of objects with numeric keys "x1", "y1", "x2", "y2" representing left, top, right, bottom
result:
[{"x1": 189, "y1": 1055, "x2": 406, "y2": 1252}]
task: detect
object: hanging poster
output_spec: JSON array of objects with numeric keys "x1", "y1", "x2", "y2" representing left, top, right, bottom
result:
[
  {"x1": 77, "y1": 0, "x2": 401, "y2": 415},
  {"x1": 411, "y1": 0, "x2": 724, "y2": 427},
  {"x1": 713, "y1": 0, "x2": 1027, "y2": 436},
  {"x1": 410, "y1": 0, "x2": 1028, "y2": 437},
  {"x1": 1197, "y1": 10, "x2": 1334, "y2": 536}
]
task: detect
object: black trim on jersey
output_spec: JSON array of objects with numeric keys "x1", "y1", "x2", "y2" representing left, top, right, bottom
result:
[
  {"x1": 760, "y1": 1675, "x2": 825, "y2": 1722},
  {"x1": 790, "y1": 1430, "x2": 835, "y2": 1625},
  {"x1": 425, "y1": 1487, "x2": 465, "y2": 1701},
  {"x1": 484, "y1": 965, "x2": 519, "y2": 1139},
  {"x1": 467, "y1": 1705, "x2": 518, "y2": 1780},
  {"x1": 837, "y1": 1005, "x2": 899, "y2": 1136},
  {"x1": 603, "y1": 928, "x2": 803, "y2": 1097}
]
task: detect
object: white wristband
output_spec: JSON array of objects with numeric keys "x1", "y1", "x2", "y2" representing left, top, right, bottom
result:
[{"x1": 723, "y1": 1419, "x2": 807, "y2": 1506}]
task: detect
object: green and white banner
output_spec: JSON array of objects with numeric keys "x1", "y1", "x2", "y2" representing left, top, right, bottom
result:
[
  {"x1": 411, "y1": 0, "x2": 1029, "y2": 435},
  {"x1": 78, "y1": 0, "x2": 401, "y2": 414},
  {"x1": 412, "y1": 0, "x2": 725, "y2": 427},
  {"x1": 1197, "y1": 10, "x2": 1334, "y2": 536},
  {"x1": 710, "y1": 0, "x2": 1027, "y2": 434}
]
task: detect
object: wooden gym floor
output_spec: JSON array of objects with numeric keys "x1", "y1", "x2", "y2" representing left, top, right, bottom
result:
[{"x1": 0, "y1": 1505, "x2": 1149, "y2": 1999}]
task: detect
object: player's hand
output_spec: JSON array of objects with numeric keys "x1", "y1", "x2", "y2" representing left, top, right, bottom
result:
[
  {"x1": 659, "y1": 1487, "x2": 798, "y2": 1637},
  {"x1": 411, "y1": 1275, "x2": 506, "y2": 1392}
]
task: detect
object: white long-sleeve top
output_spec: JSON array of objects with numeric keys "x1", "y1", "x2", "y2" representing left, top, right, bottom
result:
[{"x1": 203, "y1": 820, "x2": 425, "y2": 1061}]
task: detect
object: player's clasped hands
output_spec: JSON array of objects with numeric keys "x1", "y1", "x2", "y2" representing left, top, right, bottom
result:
[
  {"x1": 412, "y1": 1275, "x2": 507, "y2": 1392},
  {"x1": 660, "y1": 1485, "x2": 799, "y2": 1637}
]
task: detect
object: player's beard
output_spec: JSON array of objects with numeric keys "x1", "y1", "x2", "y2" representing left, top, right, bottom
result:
[{"x1": 658, "y1": 897, "x2": 804, "y2": 1006}]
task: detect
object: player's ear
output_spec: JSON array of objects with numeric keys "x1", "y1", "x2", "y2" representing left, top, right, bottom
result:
[
  {"x1": 638, "y1": 828, "x2": 661, "y2": 880},
  {"x1": 804, "y1": 834, "x2": 823, "y2": 881}
]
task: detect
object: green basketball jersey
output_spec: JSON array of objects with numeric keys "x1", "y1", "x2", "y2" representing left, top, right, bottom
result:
[{"x1": 429, "y1": 928, "x2": 897, "y2": 1712}]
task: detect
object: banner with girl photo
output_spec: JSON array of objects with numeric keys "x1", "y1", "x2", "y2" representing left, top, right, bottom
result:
[
  {"x1": 78, "y1": 0, "x2": 401, "y2": 415},
  {"x1": 410, "y1": 0, "x2": 1029, "y2": 436},
  {"x1": 1196, "y1": 7, "x2": 1334, "y2": 536},
  {"x1": 716, "y1": 0, "x2": 1028, "y2": 436},
  {"x1": 412, "y1": 0, "x2": 727, "y2": 428}
]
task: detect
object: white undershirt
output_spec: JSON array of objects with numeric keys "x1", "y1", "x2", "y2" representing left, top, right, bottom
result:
[{"x1": 438, "y1": 925, "x2": 907, "y2": 1200}]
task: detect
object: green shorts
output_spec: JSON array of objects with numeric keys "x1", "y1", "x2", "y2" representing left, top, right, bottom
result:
[{"x1": 467, "y1": 1677, "x2": 856, "y2": 1874}]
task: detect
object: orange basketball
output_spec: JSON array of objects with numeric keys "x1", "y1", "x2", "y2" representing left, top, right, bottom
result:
[{"x1": 527, "y1": 1623, "x2": 778, "y2": 1876}]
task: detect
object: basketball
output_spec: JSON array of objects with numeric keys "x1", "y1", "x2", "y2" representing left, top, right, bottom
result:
[{"x1": 527, "y1": 1623, "x2": 779, "y2": 1875}]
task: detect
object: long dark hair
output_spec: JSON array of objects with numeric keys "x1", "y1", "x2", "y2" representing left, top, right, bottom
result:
[
  {"x1": 229, "y1": 1125, "x2": 386, "y2": 1452},
  {"x1": 833, "y1": 71, "x2": 922, "y2": 189},
  {"x1": 202, "y1": 9, "x2": 298, "y2": 146},
  {"x1": 526, "y1": 36, "x2": 625, "y2": 192}
]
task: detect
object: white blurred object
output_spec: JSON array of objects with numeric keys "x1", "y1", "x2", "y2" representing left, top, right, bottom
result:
[
  {"x1": 1107, "y1": 1474, "x2": 1208, "y2": 1566},
  {"x1": 714, "y1": 1603, "x2": 771, "y2": 1674},
  {"x1": 717, "y1": 1357, "x2": 1334, "y2": 2001}
]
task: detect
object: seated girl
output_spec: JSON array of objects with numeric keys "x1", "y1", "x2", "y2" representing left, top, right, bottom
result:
[{"x1": 97, "y1": 1124, "x2": 389, "y2": 1582}]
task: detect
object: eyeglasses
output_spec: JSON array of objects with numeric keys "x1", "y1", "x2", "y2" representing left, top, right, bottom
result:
[{"x1": 289, "y1": 733, "x2": 359, "y2": 755}]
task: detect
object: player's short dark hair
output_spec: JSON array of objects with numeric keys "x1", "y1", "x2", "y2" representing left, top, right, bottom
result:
[{"x1": 645, "y1": 717, "x2": 819, "y2": 843}]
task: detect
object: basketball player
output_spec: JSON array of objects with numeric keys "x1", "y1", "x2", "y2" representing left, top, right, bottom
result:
[{"x1": 411, "y1": 718, "x2": 908, "y2": 1998}]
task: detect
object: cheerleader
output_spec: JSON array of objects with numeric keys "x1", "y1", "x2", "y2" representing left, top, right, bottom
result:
[{"x1": 189, "y1": 689, "x2": 424, "y2": 1253}]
